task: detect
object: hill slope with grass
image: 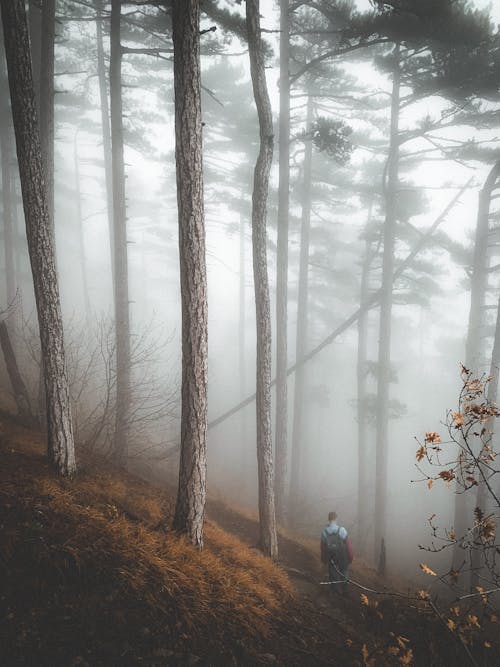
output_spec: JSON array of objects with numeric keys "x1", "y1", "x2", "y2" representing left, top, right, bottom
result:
[{"x1": 1, "y1": 416, "x2": 499, "y2": 666}]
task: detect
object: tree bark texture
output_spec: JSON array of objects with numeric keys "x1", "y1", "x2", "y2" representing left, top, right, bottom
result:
[
  {"x1": 274, "y1": 0, "x2": 290, "y2": 526},
  {"x1": 290, "y1": 93, "x2": 313, "y2": 518},
  {"x1": 171, "y1": 0, "x2": 208, "y2": 549},
  {"x1": 246, "y1": 0, "x2": 278, "y2": 560},
  {"x1": 39, "y1": 0, "x2": 55, "y2": 233},
  {"x1": 374, "y1": 45, "x2": 400, "y2": 570},
  {"x1": 110, "y1": 0, "x2": 131, "y2": 464},
  {"x1": 27, "y1": 0, "x2": 41, "y2": 108},
  {"x1": 1, "y1": 0, "x2": 76, "y2": 476}
]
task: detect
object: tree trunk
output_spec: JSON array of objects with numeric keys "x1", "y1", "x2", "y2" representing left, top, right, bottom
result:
[
  {"x1": 357, "y1": 210, "x2": 374, "y2": 556},
  {"x1": 289, "y1": 92, "x2": 313, "y2": 519},
  {"x1": 110, "y1": 0, "x2": 131, "y2": 464},
  {"x1": 95, "y1": 0, "x2": 115, "y2": 286},
  {"x1": 456, "y1": 160, "x2": 500, "y2": 577},
  {"x1": 239, "y1": 212, "x2": 246, "y2": 430},
  {"x1": 208, "y1": 182, "x2": 471, "y2": 432},
  {"x1": 73, "y1": 132, "x2": 91, "y2": 323},
  {"x1": 0, "y1": 319, "x2": 32, "y2": 419},
  {"x1": 27, "y1": 0, "x2": 41, "y2": 107},
  {"x1": 171, "y1": 0, "x2": 208, "y2": 549},
  {"x1": 39, "y1": 0, "x2": 55, "y2": 235},
  {"x1": 1, "y1": 0, "x2": 76, "y2": 476},
  {"x1": 374, "y1": 44, "x2": 400, "y2": 572},
  {"x1": 274, "y1": 0, "x2": 290, "y2": 526},
  {"x1": 32, "y1": 0, "x2": 53, "y2": 425},
  {"x1": 246, "y1": 0, "x2": 278, "y2": 560},
  {"x1": 464, "y1": 162, "x2": 500, "y2": 373},
  {"x1": 470, "y1": 288, "x2": 500, "y2": 590},
  {"x1": 1, "y1": 132, "x2": 16, "y2": 308},
  {"x1": 0, "y1": 36, "x2": 16, "y2": 308}
]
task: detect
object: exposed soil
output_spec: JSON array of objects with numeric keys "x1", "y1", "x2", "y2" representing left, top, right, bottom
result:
[{"x1": 1, "y1": 415, "x2": 499, "y2": 666}]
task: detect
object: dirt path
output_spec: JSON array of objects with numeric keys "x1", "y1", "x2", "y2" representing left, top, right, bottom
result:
[
  {"x1": 2, "y1": 415, "x2": 495, "y2": 665},
  {"x1": 206, "y1": 497, "x2": 378, "y2": 662}
]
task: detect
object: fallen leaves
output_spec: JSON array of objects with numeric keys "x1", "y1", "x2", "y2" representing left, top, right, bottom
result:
[
  {"x1": 399, "y1": 648, "x2": 414, "y2": 665},
  {"x1": 468, "y1": 614, "x2": 480, "y2": 629},
  {"x1": 361, "y1": 643, "x2": 375, "y2": 667}
]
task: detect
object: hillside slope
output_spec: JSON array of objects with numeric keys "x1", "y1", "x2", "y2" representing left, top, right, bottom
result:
[{"x1": 0, "y1": 417, "x2": 498, "y2": 666}]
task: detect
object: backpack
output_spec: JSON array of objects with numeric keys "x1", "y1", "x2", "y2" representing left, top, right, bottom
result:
[{"x1": 326, "y1": 529, "x2": 347, "y2": 570}]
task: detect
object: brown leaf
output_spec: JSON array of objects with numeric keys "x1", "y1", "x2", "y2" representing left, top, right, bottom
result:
[
  {"x1": 416, "y1": 445, "x2": 426, "y2": 462},
  {"x1": 467, "y1": 379, "x2": 482, "y2": 392},
  {"x1": 399, "y1": 648, "x2": 414, "y2": 665},
  {"x1": 438, "y1": 470, "x2": 455, "y2": 482},
  {"x1": 420, "y1": 563, "x2": 437, "y2": 576},
  {"x1": 468, "y1": 614, "x2": 480, "y2": 629}
]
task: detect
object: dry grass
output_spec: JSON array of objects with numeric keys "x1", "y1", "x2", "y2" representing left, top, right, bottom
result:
[
  {"x1": 5, "y1": 417, "x2": 497, "y2": 666},
  {"x1": 0, "y1": 419, "x2": 295, "y2": 665}
]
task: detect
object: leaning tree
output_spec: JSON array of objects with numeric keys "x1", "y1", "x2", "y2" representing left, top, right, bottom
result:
[{"x1": 1, "y1": 0, "x2": 76, "y2": 476}]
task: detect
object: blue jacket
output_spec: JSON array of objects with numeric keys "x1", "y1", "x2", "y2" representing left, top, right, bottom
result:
[{"x1": 320, "y1": 522, "x2": 353, "y2": 564}]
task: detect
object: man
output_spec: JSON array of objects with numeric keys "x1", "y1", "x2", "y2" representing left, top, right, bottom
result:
[{"x1": 320, "y1": 511, "x2": 353, "y2": 596}]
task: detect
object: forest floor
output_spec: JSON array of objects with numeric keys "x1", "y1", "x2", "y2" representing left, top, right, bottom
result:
[{"x1": 0, "y1": 414, "x2": 499, "y2": 666}]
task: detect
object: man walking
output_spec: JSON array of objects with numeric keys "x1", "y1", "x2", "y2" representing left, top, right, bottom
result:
[{"x1": 320, "y1": 511, "x2": 353, "y2": 596}]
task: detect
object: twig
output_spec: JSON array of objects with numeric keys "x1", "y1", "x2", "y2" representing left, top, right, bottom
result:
[
  {"x1": 428, "y1": 600, "x2": 479, "y2": 667},
  {"x1": 282, "y1": 565, "x2": 317, "y2": 584},
  {"x1": 320, "y1": 560, "x2": 419, "y2": 601},
  {"x1": 456, "y1": 587, "x2": 500, "y2": 601}
]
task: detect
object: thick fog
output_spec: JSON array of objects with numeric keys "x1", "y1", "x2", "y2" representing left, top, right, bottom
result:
[{"x1": 1, "y1": 0, "x2": 500, "y2": 583}]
